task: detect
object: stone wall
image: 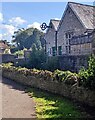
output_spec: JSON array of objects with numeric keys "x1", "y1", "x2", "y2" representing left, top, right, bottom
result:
[
  {"x1": 58, "y1": 55, "x2": 89, "y2": 72},
  {"x1": 2, "y1": 66, "x2": 95, "y2": 107},
  {"x1": 0, "y1": 54, "x2": 16, "y2": 64}
]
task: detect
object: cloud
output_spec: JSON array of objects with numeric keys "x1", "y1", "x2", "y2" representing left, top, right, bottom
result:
[
  {"x1": 27, "y1": 22, "x2": 41, "y2": 30},
  {"x1": 9, "y1": 17, "x2": 27, "y2": 26},
  {"x1": 0, "y1": 24, "x2": 17, "y2": 41},
  {"x1": 0, "y1": 24, "x2": 16, "y2": 35},
  {"x1": 0, "y1": 13, "x2": 3, "y2": 22},
  {"x1": 0, "y1": 34, "x2": 3, "y2": 40},
  {"x1": 53, "y1": 18, "x2": 60, "y2": 20}
]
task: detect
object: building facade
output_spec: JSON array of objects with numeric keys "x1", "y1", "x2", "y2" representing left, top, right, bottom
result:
[
  {"x1": 44, "y1": 19, "x2": 60, "y2": 56},
  {"x1": 44, "y1": 2, "x2": 94, "y2": 57},
  {"x1": 57, "y1": 2, "x2": 94, "y2": 56}
]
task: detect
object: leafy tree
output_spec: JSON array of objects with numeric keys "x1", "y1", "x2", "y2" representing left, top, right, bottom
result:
[
  {"x1": 27, "y1": 43, "x2": 47, "y2": 69},
  {"x1": 12, "y1": 28, "x2": 44, "y2": 51}
]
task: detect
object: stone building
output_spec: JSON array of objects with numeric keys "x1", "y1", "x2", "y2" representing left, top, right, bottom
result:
[
  {"x1": 57, "y1": 2, "x2": 94, "y2": 56},
  {"x1": 92, "y1": 30, "x2": 95, "y2": 54},
  {"x1": 44, "y1": 19, "x2": 60, "y2": 56},
  {"x1": 69, "y1": 33, "x2": 93, "y2": 55},
  {"x1": 44, "y1": 2, "x2": 95, "y2": 71}
]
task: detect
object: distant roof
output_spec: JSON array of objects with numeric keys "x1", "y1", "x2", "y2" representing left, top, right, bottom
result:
[
  {"x1": 68, "y1": 2, "x2": 94, "y2": 29},
  {"x1": 0, "y1": 41, "x2": 8, "y2": 49},
  {"x1": 50, "y1": 19, "x2": 60, "y2": 31}
]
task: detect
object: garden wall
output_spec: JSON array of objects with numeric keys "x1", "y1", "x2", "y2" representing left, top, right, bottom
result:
[{"x1": 2, "y1": 66, "x2": 95, "y2": 107}]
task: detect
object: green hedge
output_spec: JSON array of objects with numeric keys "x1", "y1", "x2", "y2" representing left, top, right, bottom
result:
[
  {"x1": 1, "y1": 55, "x2": 95, "y2": 90},
  {"x1": 1, "y1": 63, "x2": 78, "y2": 86}
]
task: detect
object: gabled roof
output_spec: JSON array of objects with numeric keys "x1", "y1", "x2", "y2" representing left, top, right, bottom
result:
[
  {"x1": 45, "y1": 19, "x2": 60, "y2": 36},
  {"x1": 58, "y1": 2, "x2": 95, "y2": 31},
  {"x1": 50, "y1": 19, "x2": 60, "y2": 31},
  {"x1": 69, "y1": 2, "x2": 94, "y2": 29}
]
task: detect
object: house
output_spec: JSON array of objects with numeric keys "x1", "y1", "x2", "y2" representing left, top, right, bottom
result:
[
  {"x1": 0, "y1": 41, "x2": 9, "y2": 54},
  {"x1": 44, "y1": 2, "x2": 95, "y2": 56},
  {"x1": 57, "y1": 2, "x2": 94, "y2": 56},
  {"x1": 44, "y1": 19, "x2": 60, "y2": 56},
  {"x1": 44, "y1": 2, "x2": 95, "y2": 71},
  {"x1": 92, "y1": 30, "x2": 95, "y2": 54}
]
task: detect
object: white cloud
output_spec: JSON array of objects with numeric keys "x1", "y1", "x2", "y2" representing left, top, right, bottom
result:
[
  {"x1": 0, "y1": 16, "x2": 26, "y2": 42},
  {"x1": 53, "y1": 18, "x2": 60, "y2": 20},
  {"x1": 9, "y1": 17, "x2": 27, "y2": 26},
  {"x1": 0, "y1": 34, "x2": 3, "y2": 40},
  {"x1": 0, "y1": 24, "x2": 16, "y2": 35},
  {"x1": 0, "y1": 13, "x2": 3, "y2": 22},
  {"x1": 0, "y1": 24, "x2": 17, "y2": 41},
  {"x1": 27, "y1": 22, "x2": 41, "y2": 30}
]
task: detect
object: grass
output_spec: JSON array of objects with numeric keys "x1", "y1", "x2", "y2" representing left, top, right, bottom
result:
[{"x1": 26, "y1": 87, "x2": 86, "y2": 119}]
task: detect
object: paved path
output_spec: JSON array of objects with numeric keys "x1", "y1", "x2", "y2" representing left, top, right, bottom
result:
[{"x1": 0, "y1": 77, "x2": 36, "y2": 118}]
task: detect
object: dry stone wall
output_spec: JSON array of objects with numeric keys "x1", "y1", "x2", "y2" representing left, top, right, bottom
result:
[{"x1": 1, "y1": 66, "x2": 95, "y2": 107}]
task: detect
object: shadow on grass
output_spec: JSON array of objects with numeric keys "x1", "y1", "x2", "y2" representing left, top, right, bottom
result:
[{"x1": 26, "y1": 87, "x2": 87, "y2": 119}]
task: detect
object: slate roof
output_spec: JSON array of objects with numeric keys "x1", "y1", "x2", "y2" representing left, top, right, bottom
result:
[
  {"x1": 50, "y1": 19, "x2": 60, "y2": 31},
  {"x1": 68, "y1": 2, "x2": 95, "y2": 29}
]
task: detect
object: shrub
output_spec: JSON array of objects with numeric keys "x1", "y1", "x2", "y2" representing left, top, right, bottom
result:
[
  {"x1": 78, "y1": 55, "x2": 95, "y2": 90},
  {"x1": 45, "y1": 57, "x2": 60, "y2": 71},
  {"x1": 53, "y1": 69, "x2": 78, "y2": 85}
]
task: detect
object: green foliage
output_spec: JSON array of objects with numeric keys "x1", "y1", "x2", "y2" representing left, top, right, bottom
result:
[
  {"x1": 2, "y1": 63, "x2": 78, "y2": 86},
  {"x1": 14, "y1": 50, "x2": 24, "y2": 57},
  {"x1": 53, "y1": 69, "x2": 78, "y2": 85},
  {"x1": 27, "y1": 88, "x2": 83, "y2": 119},
  {"x1": 4, "y1": 49, "x2": 11, "y2": 54},
  {"x1": 45, "y1": 57, "x2": 60, "y2": 71},
  {"x1": 27, "y1": 44, "x2": 47, "y2": 69},
  {"x1": 2, "y1": 55, "x2": 95, "y2": 90},
  {"x1": 78, "y1": 55, "x2": 95, "y2": 89},
  {"x1": 12, "y1": 28, "x2": 45, "y2": 50},
  {"x1": 2, "y1": 62, "x2": 13, "y2": 68}
]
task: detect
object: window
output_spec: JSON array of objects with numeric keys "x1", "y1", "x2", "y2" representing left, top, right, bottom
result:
[
  {"x1": 66, "y1": 46, "x2": 68, "y2": 54},
  {"x1": 69, "y1": 46, "x2": 71, "y2": 54},
  {"x1": 52, "y1": 47, "x2": 56, "y2": 56},
  {"x1": 50, "y1": 48, "x2": 52, "y2": 54},
  {"x1": 65, "y1": 33, "x2": 68, "y2": 39},
  {"x1": 58, "y1": 46, "x2": 62, "y2": 55},
  {"x1": 65, "y1": 32, "x2": 73, "y2": 39}
]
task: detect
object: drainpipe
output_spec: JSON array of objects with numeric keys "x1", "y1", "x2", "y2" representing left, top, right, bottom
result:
[{"x1": 55, "y1": 31, "x2": 57, "y2": 55}]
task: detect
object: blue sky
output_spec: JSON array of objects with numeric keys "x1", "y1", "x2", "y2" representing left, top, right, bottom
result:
[{"x1": 0, "y1": 1, "x2": 93, "y2": 43}]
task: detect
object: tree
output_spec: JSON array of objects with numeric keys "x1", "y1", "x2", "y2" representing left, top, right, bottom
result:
[
  {"x1": 27, "y1": 43, "x2": 47, "y2": 69},
  {"x1": 12, "y1": 28, "x2": 44, "y2": 51}
]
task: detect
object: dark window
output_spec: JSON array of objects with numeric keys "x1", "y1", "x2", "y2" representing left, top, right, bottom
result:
[
  {"x1": 65, "y1": 32, "x2": 73, "y2": 39},
  {"x1": 52, "y1": 47, "x2": 56, "y2": 56},
  {"x1": 66, "y1": 46, "x2": 68, "y2": 54},
  {"x1": 50, "y1": 48, "x2": 51, "y2": 54},
  {"x1": 58, "y1": 46, "x2": 62, "y2": 55},
  {"x1": 69, "y1": 34, "x2": 71, "y2": 38},
  {"x1": 69, "y1": 46, "x2": 71, "y2": 53},
  {"x1": 65, "y1": 33, "x2": 68, "y2": 39}
]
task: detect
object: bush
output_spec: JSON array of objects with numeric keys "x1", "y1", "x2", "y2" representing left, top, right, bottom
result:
[
  {"x1": 53, "y1": 69, "x2": 78, "y2": 85},
  {"x1": 78, "y1": 55, "x2": 95, "y2": 90},
  {"x1": 45, "y1": 56, "x2": 60, "y2": 71}
]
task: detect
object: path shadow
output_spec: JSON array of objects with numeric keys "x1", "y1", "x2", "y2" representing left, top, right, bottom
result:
[{"x1": 1, "y1": 76, "x2": 28, "y2": 92}]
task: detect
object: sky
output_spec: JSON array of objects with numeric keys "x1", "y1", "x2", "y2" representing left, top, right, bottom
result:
[{"x1": 0, "y1": 1, "x2": 93, "y2": 43}]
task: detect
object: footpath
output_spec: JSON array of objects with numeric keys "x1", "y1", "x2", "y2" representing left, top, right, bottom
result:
[{"x1": 1, "y1": 77, "x2": 36, "y2": 118}]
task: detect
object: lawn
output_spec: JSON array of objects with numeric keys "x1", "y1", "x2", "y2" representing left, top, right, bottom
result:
[{"x1": 26, "y1": 87, "x2": 87, "y2": 119}]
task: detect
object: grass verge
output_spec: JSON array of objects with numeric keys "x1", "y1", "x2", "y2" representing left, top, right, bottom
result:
[{"x1": 27, "y1": 87, "x2": 87, "y2": 119}]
